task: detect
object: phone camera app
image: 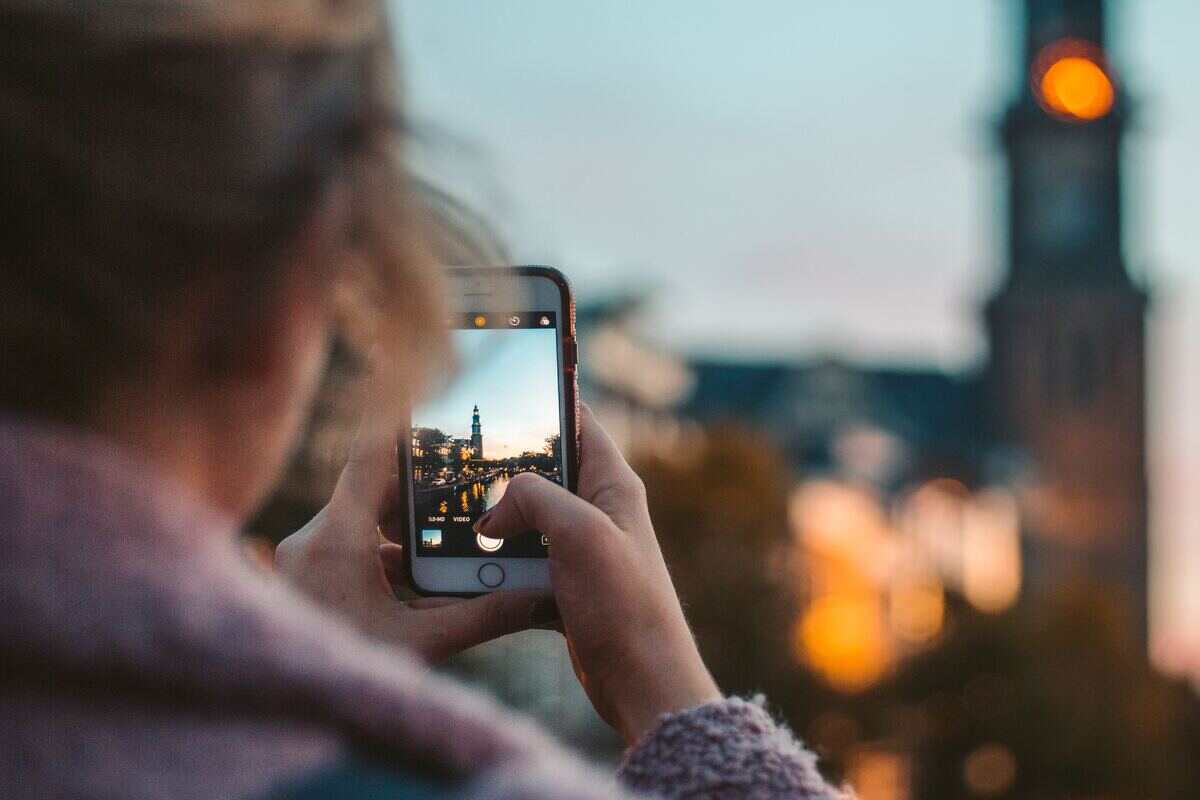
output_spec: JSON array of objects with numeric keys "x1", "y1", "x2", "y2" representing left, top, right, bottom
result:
[{"x1": 410, "y1": 313, "x2": 562, "y2": 559}]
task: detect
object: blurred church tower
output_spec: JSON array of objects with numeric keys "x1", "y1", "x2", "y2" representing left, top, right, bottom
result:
[{"x1": 985, "y1": 0, "x2": 1149, "y2": 645}]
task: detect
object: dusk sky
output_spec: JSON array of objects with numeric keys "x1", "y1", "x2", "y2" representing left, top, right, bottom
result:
[
  {"x1": 416, "y1": 328, "x2": 561, "y2": 459},
  {"x1": 393, "y1": 1, "x2": 1199, "y2": 669}
]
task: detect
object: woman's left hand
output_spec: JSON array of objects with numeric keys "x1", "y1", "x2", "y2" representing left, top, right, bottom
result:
[{"x1": 274, "y1": 414, "x2": 555, "y2": 663}]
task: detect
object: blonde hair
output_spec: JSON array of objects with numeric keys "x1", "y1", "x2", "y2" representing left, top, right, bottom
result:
[{"x1": 0, "y1": 0, "x2": 453, "y2": 421}]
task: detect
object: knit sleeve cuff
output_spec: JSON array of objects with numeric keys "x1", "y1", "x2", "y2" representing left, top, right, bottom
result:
[{"x1": 616, "y1": 696, "x2": 849, "y2": 800}]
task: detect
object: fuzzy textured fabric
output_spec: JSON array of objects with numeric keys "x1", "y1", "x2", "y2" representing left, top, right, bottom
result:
[
  {"x1": 0, "y1": 417, "x2": 842, "y2": 800},
  {"x1": 620, "y1": 697, "x2": 851, "y2": 799}
]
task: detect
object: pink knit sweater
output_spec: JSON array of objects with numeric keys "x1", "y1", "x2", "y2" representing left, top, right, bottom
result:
[{"x1": 0, "y1": 418, "x2": 844, "y2": 799}]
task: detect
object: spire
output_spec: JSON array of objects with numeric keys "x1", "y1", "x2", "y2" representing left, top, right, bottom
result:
[{"x1": 1023, "y1": 0, "x2": 1106, "y2": 65}]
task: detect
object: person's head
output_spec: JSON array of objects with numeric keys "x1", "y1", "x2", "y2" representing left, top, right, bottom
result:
[{"x1": 0, "y1": 1, "x2": 446, "y2": 517}]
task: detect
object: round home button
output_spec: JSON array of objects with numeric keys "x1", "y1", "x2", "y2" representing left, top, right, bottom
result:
[{"x1": 477, "y1": 562, "x2": 505, "y2": 588}]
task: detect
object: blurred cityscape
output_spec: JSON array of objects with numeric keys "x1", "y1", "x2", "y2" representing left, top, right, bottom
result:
[{"x1": 250, "y1": 2, "x2": 1200, "y2": 798}]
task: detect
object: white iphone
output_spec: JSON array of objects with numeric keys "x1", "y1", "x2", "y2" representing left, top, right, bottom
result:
[{"x1": 400, "y1": 266, "x2": 579, "y2": 595}]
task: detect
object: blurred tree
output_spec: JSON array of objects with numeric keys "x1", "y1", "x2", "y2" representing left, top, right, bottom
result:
[
  {"x1": 635, "y1": 425, "x2": 799, "y2": 699},
  {"x1": 416, "y1": 427, "x2": 448, "y2": 449},
  {"x1": 871, "y1": 584, "x2": 1200, "y2": 799},
  {"x1": 640, "y1": 426, "x2": 1200, "y2": 798}
]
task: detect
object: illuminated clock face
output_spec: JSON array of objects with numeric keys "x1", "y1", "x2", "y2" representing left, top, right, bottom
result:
[{"x1": 1031, "y1": 40, "x2": 1115, "y2": 123}]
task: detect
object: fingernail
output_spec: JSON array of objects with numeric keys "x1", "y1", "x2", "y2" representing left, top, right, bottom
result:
[
  {"x1": 529, "y1": 597, "x2": 560, "y2": 627},
  {"x1": 473, "y1": 509, "x2": 493, "y2": 533}
]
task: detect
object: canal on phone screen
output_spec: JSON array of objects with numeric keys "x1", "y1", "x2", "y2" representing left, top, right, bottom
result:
[{"x1": 419, "y1": 468, "x2": 565, "y2": 518}]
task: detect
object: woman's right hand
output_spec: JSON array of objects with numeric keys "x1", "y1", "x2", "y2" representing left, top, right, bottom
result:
[{"x1": 474, "y1": 405, "x2": 721, "y2": 745}]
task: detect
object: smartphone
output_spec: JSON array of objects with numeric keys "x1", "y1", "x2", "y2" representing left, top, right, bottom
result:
[{"x1": 400, "y1": 266, "x2": 579, "y2": 595}]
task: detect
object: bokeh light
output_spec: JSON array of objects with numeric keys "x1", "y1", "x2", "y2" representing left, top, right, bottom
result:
[
  {"x1": 890, "y1": 576, "x2": 945, "y2": 644},
  {"x1": 848, "y1": 748, "x2": 911, "y2": 800},
  {"x1": 962, "y1": 743, "x2": 1017, "y2": 796},
  {"x1": 1033, "y1": 40, "x2": 1115, "y2": 121},
  {"x1": 797, "y1": 592, "x2": 890, "y2": 692},
  {"x1": 962, "y1": 490, "x2": 1022, "y2": 613}
]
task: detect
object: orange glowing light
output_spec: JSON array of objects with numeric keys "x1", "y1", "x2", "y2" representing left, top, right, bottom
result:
[
  {"x1": 1038, "y1": 56, "x2": 1114, "y2": 121},
  {"x1": 848, "y1": 749, "x2": 911, "y2": 800},
  {"x1": 796, "y1": 593, "x2": 889, "y2": 693},
  {"x1": 473, "y1": 314, "x2": 488, "y2": 328}
]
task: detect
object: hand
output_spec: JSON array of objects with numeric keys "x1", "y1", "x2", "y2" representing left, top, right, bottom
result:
[
  {"x1": 474, "y1": 405, "x2": 722, "y2": 744},
  {"x1": 274, "y1": 408, "x2": 552, "y2": 664}
]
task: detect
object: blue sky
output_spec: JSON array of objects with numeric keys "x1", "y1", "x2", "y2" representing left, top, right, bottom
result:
[
  {"x1": 393, "y1": 1, "x2": 1200, "y2": 668},
  {"x1": 415, "y1": 328, "x2": 560, "y2": 459}
]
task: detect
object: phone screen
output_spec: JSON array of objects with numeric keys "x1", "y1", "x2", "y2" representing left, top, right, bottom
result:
[{"x1": 408, "y1": 311, "x2": 564, "y2": 558}]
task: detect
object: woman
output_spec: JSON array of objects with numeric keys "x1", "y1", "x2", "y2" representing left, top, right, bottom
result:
[{"x1": 0, "y1": 2, "x2": 843, "y2": 798}]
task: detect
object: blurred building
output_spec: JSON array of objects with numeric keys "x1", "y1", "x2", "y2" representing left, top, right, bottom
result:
[
  {"x1": 681, "y1": 0, "x2": 1149, "y2": 691},
  {"x1": 576, "y1": 292, "x2": 696, "y2": 459},
  {"x1": 985, "y1": 0, "x2": 1147, "y2": 642}
]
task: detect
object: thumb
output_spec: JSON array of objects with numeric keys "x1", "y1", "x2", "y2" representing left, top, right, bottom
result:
[
  {"x1": 334, "y1": 421, "x2": 396, "y2": 519},
  {"x1": 473, "y1": 471, "x2": 614, "y2": 552},
  {"x1": 333, "y1": 375, "x2": 399, "y2": 523}
]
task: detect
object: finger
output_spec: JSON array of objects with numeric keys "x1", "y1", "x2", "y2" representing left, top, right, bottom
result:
[
  {"x1": 418, "y1": 591, "x2": 555, "y2": 661},
  {"x1": 576, "y1": 405, "x2": 648, "y2": 528},
  {"x1": 379, "y1": 542, "x2": 406, "y2": 584},
  {"x1": 333, "y1": 374, "x2": 400, "y2": 525},
  {"x1": 578, "y1": 403, "x2": 631, "y2": 483},
  {"x1": 336, "y1": 424, "x2": 396, "y2": 518},
  {"x1": 473, "y1": 471, "x2": 613, "y2": 549}
]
